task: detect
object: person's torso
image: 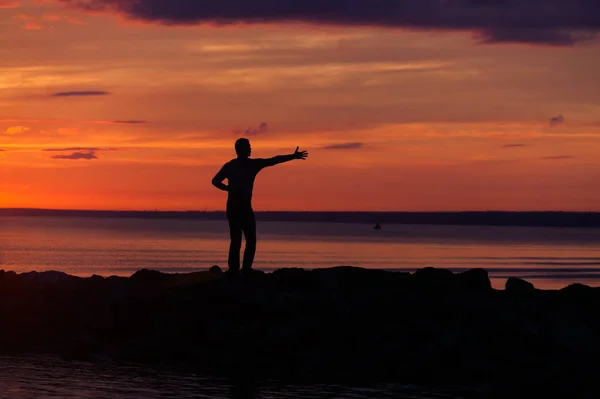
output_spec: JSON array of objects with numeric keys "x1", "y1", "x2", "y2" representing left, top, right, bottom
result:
[{"x1": 225, "y1": 158, "x2": 262, "y2": 207}]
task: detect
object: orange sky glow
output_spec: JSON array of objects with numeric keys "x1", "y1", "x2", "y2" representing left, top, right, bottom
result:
[{"x1": 1, "y1": 0, "x2": 599, "y2": 211}]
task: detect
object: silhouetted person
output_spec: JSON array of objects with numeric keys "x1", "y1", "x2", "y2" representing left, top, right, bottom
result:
[{"x1": 212, "y1": 138, "x2": 308, "y2": 273}]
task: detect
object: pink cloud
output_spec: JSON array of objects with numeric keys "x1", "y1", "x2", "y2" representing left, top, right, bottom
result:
[
  {"x1": 12, "y1": 13, "x2": 34, "y2": 20},
  {"x1": 25, "y1": 22, "x2": 44, "y2": 30},
  {"x1": 0, "y1": 0, "x2": 20, "y2": 9},
  {"x1": 42, "y1": 13, "x2": 85, "y2": 25}
]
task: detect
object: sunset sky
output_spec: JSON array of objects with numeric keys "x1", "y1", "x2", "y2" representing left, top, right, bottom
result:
[{"x1": 1, "y1": 0, "x2": 599, "y2": 211}]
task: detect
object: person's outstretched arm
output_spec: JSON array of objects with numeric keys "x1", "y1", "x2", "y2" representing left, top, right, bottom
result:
[
  {"x1": 212, "y1": 165, "x2": 229, "y2": 192},
  {"x1": 262, "y1": 147, "x2": 308, "y2": 167}
]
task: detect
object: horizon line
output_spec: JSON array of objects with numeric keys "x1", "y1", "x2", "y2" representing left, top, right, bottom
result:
[{"x1": 1, "y1": 207, "x2": 599, "y2": 214}]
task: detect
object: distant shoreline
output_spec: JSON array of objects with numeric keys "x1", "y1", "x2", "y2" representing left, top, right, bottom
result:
[{"x1": 1, "y1": 208, "x2": 600, "y2": 228}]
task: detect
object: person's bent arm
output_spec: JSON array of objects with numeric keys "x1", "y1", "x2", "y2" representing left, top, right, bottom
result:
[
  {"x1": 212, "y1": 166, "x2": 229, "y2": 192},
  {"x1": 262, "y1": 147, "x2": 308, "y2": 167}
]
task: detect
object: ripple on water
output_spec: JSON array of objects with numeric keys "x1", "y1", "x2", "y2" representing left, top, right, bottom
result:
[{"x1": 0, "y1": 355, "x2": 475, "y2": 398}]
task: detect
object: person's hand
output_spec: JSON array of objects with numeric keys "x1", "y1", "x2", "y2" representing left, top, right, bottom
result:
[{"x1": 293, "y1": 146, "x2": 308, "y2": 160}]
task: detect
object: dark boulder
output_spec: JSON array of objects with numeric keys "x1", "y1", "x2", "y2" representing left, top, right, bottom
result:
[
  {"x1": 18, "y1": 270, "x2": 79, "y2": 283},
  {"x1": 505, "y1": 277, "x2": 535, "y2": 293},
  {"x1": 457, "y1": 268, "x2": 492, "y2": 292},
  {"x1": 209, "y1": 265, "x2": 223, "y2": 274},
  {"x1": 559, "y1": 283, "x2": 597, "y2": 300},
  {"x1": 271, "y1": 268, "x2": 315, "y2": 291},
  {"x1": 130, "y1": 268, "x2": 166, "y2": 283},
  {"x1": 412, "y1": 267, "x2": 456, "y2": 291}
]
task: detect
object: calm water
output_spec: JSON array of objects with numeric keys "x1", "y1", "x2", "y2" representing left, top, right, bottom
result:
[
  {"x1": 0, "y1": 356, "x2": 473, "y2": 398},
  {"x1": 1, "y1": 216, "x2": 600, "y2": 289}
]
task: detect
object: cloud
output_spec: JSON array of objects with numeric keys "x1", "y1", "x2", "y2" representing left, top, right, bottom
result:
[
  {"x1": 4, "y1": 126, "x2": 30, "y2": 135},
  {"x1": 43, "y1": 147, "x2": 117, "y2": 152},
  {"x1": 13, "y1": 12, "x2": 86, "y2": 31},
  {"x1": 550, "y1": 114, "x2": 565, "y2": 126},
  {"x1": 0, "y1": 118, "x2": 146, "y2": 126},
  {"x1": 322, "y1": 142, "x2": 364, "y2": 150},
  {"x1": 58, "y1": 0, "x2": 600, "y2": 45},
  {"x1": 12, "y1": 13, "x2": 33, "y2": 21},
  {"x1": 50, "y1": 151, "x2": 98, "y2": 160},
  {"x1": 91, "y1": 120, "x2": 149, "y2": 125},
  {"x1": 25, "y1": 22, "x2": 43, "y2": 30},
  {"x1": 480, "y1": 28, "x2": 597, "y2": 46},
  {"x1": 0, "y1": 1, "x2": 19, "y2": 8},
  {"x1": 51, "y1": 91, "x2": 110, "y2": 97},
  {"x1": 43, "y1": 147, "x2": 117, "y2": 160},
  {"x1": 112, "y1": 120, "x2": 148, "y2": 124},
  {"x1": 501, "y1": 144, "x2": 528, "y2": 148},
  {"x1": 241, "y1": 122, "x2": 268, "y2": 136},
  {"x1": 0, "y1": 118, "x2": 62, "y2": 123},
  {"x1": 541, "y1": 155, "x2": 574, "y2": 160},
  {"x1": 0, "y1": 149, "x2": 5, "y2": 151},
  {"x1": 41, "y1": 14, "x2": 86, "y2": 25}
]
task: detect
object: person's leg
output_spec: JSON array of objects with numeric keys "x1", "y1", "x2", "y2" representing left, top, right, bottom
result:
[
  {"x1": 227, "y1": 209, "x2": 242, "y2": 272},
  {"x1": 241, "y1": 210, "x2": 257, "y2": 271}
]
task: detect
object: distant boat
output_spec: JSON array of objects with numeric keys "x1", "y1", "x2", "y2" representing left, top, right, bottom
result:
[{"x1": 373, "y1": 223, "x2": 382, "y2": 230}]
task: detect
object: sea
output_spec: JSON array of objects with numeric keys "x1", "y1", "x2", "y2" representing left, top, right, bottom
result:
[
  {"x1": 1, "y1": 215, "x2": 600, "y2": 398},
  {"x1": 0, "y1": 355, "x2": 476, "y2": 399},
  {"x1": 1, "y1": 215, "x2": 600, "y2": 290}
]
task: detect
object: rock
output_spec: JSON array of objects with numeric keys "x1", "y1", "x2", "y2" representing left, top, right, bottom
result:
[
  {"x1": 505, "y1": 277, "x2": 535, "y2": 293},
  {"x1": 271, "y1": 268, "x2": 314, "y2": 291},
  {"x1": 315, "y1": 266, "x2": 403, "y2": 291},
  {"x1": 130, "y1": 268, "x2": 165, "y2": 282},
  {"x1": 18, "y1": 270, "x2": 79, "y2": 283},
  {"x1": 241, "y1": 268, "x2": 266, "y2": 282},
  {"x1": 413, "y1": 267, "x2": 454, "y2": 281},
  {"x1": 458, "y1": 268, "x2": 492, "y2": 291},
  {"x1": 0, "y1": 265, "x2": 599, "y2": 395},
  {"x1": 412, "y1": 267, "x2": 456, "y2": 291},
  {"x1": 209, "y1": 265, "x2": 223, "y2": 274},
  {"x1": 559, "y1": 283, "x2": 596, "y2": 300}
]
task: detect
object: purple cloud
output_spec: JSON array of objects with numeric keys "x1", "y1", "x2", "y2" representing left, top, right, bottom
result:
[
  {"x1": 112, "y1": 120, "x2": 148, "y2": 124},
  {"x1": 322, "y1": 142, "x2": 364, "y2": 150},
  {"x1": 43, "y1": 147, "x2": 117, "y2": 152},
  {"x1": 550, "y1": 114, "x2": 565, "y2": 126},
  {"x1": 50, "y1": 151, "x2": 98, "y2": 160},
  {"x1": 59, "y1": 0, "x2": 600, "y2": 46},
  {"x1": 44, "y1": 147, "x2": 117, "y2": 160},
  {"x1": 541, "y1": 155, "x2": 574, "y2": 160},
  {"x1": 51, "y1": 91, "x2": 110, "y2": 97},
  {"x1": 244, "y1": 122, "x2": 268, "y2": 136}
]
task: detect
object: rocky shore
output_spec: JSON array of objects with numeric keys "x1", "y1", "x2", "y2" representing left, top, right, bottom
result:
[{"x1": 1, "y1": 266, "x2": 599, "y2": 395}]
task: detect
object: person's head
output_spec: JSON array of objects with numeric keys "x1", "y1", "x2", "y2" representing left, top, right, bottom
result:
[{"x1": 235, "y1": 138, "x2": 251, "y2": 158}]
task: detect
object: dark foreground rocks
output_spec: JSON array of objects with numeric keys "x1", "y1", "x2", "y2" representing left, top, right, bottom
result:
[{"x1": 1, "y1": 266, "x2": 600, "y2": 395}]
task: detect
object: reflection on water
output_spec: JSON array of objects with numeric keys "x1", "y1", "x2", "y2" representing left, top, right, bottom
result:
[
  {"x1": 1, "y1": 216, "x2": 600, "y2": 290},
  {"x1": 0, "y1": 356, "x2": 472, "y2": 398}
]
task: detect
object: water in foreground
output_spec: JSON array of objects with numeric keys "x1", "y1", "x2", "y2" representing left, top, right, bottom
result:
[{"x1": 0, "y1": 355, "x2": 470, "y2": 398}]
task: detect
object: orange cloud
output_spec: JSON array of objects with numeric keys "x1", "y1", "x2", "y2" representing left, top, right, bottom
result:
[
  {"x1": 25, "y1": 22, "x2": 44, "y2": 30},
  {"x1": 12, "y1": 13, "x2": 33, "y2": 20},
  {"x1": 41, "y1": 13, "x2": 85, "y2": 24},
  {"x1": 0, "y1": 0, "x2": 19, "y2": 8},
  {"x1": 89, "y1": 120, "x2": 148, "y2": 125},
  {"x1": 4, "y1": 125, "x2": 30, "y2": 135}
]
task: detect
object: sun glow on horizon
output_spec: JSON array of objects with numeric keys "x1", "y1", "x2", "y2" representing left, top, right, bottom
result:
[{"x1": 1, "y1": 1, "x2": 599, "y2": 211}]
